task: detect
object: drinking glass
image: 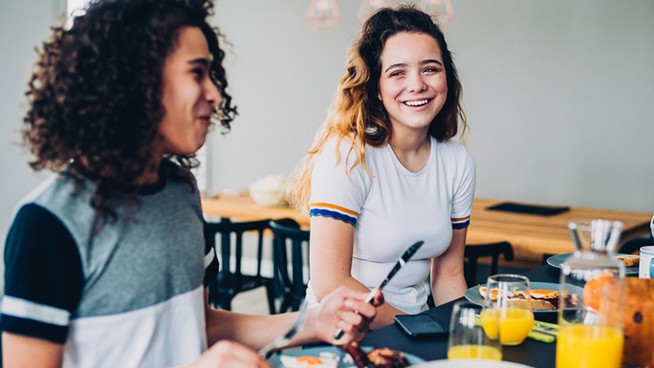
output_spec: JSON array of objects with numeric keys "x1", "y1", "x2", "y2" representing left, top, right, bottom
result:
[
  {"x1": 557, "y1": 219, "x2": 625, "y2": 368},
  {"x1": 481, "y1": 274, "x2": 534, "y2": 346},
  {"x1": 447, "y1": 301, "x2": 502, "y2": 360}
]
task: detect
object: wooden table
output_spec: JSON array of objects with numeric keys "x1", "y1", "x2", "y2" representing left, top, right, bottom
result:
[
  {"x1": 201, "y1": 194, "x2": 310, "y2": 227},
  {"x1": 469, "y1": 199, "x2": 651, "y2": 266},
  {"x1": 201, "y1": 195, "x2": 651, "y2": 268}
]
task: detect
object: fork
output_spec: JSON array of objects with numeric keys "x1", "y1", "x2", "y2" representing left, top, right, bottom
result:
[
  {"x1": 258, "y1": 299, "x2": 310, "y2": 358},
  {"x1": 534, "y1": 321, "x2": 558, "y2": 333}
]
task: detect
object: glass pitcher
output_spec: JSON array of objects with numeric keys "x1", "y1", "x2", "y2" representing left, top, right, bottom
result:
[{"x1": 556, "y1": 219, "x2": 626, "y2": 368}]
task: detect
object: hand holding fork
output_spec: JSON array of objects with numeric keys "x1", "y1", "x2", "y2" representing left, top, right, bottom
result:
[
  {"x1": 258, "y1": 286, "x2": 382, "y2": 359},
  {"x1": 258, "y1": 299, "x2": 311, "y2": 358}
]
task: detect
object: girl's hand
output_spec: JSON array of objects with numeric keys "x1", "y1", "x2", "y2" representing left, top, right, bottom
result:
[
  {"x1": 312, "y1": 286, "x2": 384, "y2": 345},
  {"x1": 187, "y1": 340, "x2": 271, "y2": 368}
]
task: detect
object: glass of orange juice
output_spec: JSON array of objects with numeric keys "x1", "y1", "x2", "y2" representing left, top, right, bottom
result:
[
  {"x1": 557, "y1": 220, "x2": 626, "y2": 368},
  {"x1": 447, "y1": 301, "x2": 502, "y2": 360},
  {"x1": 481, "y1": 274, "x2": 534, "y2": 346}
]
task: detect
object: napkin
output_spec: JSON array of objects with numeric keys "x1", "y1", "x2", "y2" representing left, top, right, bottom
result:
[{"x1": 486, "y1": 202, "x2": 570, "y2": 216}]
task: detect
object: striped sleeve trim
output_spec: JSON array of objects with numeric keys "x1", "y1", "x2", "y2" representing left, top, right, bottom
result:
[
  {"x1": 1, "y1": 295, "x2": 70, "y2": 327},
  {"x1": 309, "y1": 202, "x2": 358, "y2": 226},
  {"x1": 203, "y1": 238, "x2": 219, "y2": 288},
  {"x1": 451, "y1": 216, "x2": 471, "y2": 230},
  {"x1": 204, "y1": 246, "x2": 216, "y2": 268}
]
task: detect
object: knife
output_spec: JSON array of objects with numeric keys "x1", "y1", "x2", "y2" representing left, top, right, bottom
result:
[{"x1": 333, "y1": 240, "x2": 424, "y2": 339}]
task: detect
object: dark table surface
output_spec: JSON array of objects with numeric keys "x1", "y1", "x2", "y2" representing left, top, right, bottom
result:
[{"x1": 360, "y1": 265, "x2": 562, "y2": 368}]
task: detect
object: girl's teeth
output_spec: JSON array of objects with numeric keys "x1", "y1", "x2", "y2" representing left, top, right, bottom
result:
[{"x1": 405, "y1": 99, "x2": 428, "y2": 106}]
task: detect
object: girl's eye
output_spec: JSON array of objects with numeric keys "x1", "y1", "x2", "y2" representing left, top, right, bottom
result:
[
  {"x1": 389, "y1": 70, "x2": 404, "y2": 77},
  {"x1": 423, "y1": 66, "x2": 440, "y2": 73},
  {"x1": 192, "y1": 68, "x2": 206, "y2": 79}
]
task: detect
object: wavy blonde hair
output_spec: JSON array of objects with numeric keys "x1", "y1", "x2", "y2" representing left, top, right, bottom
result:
[{"x1": 288, "y1": 4, "x2": 467, "y2": 211}]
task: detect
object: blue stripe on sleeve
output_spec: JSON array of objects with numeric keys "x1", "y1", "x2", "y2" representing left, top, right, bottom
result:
[
  {"x1": 309, "y1": 208, "x2": 357, "y2": 226},
  {"x1": 452, "y1": 220, "x2": 470, "y2": 230}
]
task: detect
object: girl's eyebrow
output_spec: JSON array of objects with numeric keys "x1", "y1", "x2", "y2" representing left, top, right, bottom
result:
[
  {"x1": 384, "y1": 59, "x2": 443, "y2": 73},
  {"x1": 188, "y1": 58, "x2": 210, "y2": 67}
]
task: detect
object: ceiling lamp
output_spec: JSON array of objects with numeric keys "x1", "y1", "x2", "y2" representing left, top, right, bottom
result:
[
  {"x1": 307, "y1": 0, "x2": 341, "y2": 31},
  {"x1": 419, "y1": 0, "x2": 454, "y2": 27}
]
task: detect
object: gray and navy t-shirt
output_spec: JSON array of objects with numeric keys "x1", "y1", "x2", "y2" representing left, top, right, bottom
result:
[{"x1": 1, "y1": 163, "x2": 219, "y2": 367}]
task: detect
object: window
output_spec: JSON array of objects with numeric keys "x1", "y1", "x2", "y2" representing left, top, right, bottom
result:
[{"x1": 66, "y1": 0, "x2": 89, "y2": 28}]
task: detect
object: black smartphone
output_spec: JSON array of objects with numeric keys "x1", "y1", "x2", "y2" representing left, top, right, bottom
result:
[{"x1": 394, "y1": 314, "x2": 449, "y2": 337}]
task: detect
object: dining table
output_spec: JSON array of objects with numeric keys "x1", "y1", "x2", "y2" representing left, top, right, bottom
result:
[
  {"x1": 201, "y1": 194, "x2": 652, "y2": 269},
  {"x1": 358, "y1": 264, "x2": 562, "y2": 368}
]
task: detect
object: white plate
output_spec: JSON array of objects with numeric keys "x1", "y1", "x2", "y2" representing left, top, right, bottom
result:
[
  {"x1": 463, "y1": 281, "x2": 582, "y2": 314},
  {"x1": 269, "y1": 345, "x2": 425, "y2": 368},
  {"x1": 546, "y1": 252, "x2": 638, "y2": 275},
  {"x1": 410, "y1": 359, "x2": 535, "y2": 368}
]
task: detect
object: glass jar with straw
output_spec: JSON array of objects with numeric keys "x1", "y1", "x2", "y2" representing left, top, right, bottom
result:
[{"x1": 556, "y1": 219, "x2": 626, "y2": 368}]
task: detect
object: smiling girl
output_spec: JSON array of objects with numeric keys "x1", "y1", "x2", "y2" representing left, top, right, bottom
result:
[{"x1": 289, "y1": 5, "x2": 476, "y2": 328}]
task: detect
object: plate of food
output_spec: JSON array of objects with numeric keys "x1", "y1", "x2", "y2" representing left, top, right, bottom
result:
[
  {"x1": 547, "y1": 253, "x2": 639, "y2": 275},
  {"x1": 411, "y1": 359, "x2": 535, "y2": 368},
  {"x1": 463, "y1": 281, "x2": 581, "y2": 313},
  {"x1": 268, "y1": 343, "x2": 425, "y2": 368}
]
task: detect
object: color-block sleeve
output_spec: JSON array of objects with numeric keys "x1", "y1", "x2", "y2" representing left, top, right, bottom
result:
[
  {"x1": 451, "y1": 148, "x2": 476, "y2": 230},
  {"x1": 203, "y1": 220, "x2": 219, "y2": 287},
  {"x1": 309, "y1": 138, "x2": 369, "y2": 227},
  {"x1": 1, "y1": 204, "x2": 84, "y2": 344}
]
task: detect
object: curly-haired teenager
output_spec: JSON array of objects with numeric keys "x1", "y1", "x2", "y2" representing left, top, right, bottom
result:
[
  {"x1": 0, "y1": 0, "x2": 380, "y2": 366},
  {"x1": 288, "y1": 5, "x2": 475, "y2": 328}
]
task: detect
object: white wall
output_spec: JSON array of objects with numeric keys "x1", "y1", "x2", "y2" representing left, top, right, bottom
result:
[
  {"x1": 210, "y1": 0, "x2": 654, "y2": 213},
  {"x1": 0, "y1": 0, "x2": 63, "y2": 290},
  {"x1": 1, "y1": 0, "x2": 653, "y2": 288}
]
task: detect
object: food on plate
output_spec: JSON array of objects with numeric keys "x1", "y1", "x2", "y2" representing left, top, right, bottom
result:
[
  {"x1": 617, "y1": 254, "x2": 640, "y2": 267},
  {"x1": 280, "y1": 354, "x2": 338, "y2": 368},
  {"x1": 367, "y1": 347, "x2": 410, "y2": 368},
  {"x1": 530, "y1": 299, "x2": 557, "y2": 311},
  {"x1": 530, "y1": 289, "x2": 559, "y2": 299},
  {"x1": 477, "y1": 284, "x2": 574, "y2": 311},
  {"x1": 477, "y1": 285, "x2": 501, "y2": 301},
  {"x1": 340, "y1": 342, "x2": 409, "y2": 368}
]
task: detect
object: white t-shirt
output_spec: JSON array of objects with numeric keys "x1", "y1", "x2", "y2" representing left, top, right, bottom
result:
[{"x1": 306, "y1": 136, "x2": 476, "y2": 314}]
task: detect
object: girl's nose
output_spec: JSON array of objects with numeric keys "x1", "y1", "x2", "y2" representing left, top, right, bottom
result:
[
  {"x1": 407, "y1": 72, "x2": 427, "y2": 93},
  {"x1": 206, "y1": 80, "x2": 223, "y2": 107}
]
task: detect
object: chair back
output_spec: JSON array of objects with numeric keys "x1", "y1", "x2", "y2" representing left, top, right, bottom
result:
[
  {"x1": 205, "y1": 219, "x2": 275, "y2": 313},
  {"x1": 619, "y1": 235, "x2": 654, "y2": 254},
  {"x1": 269, "y1": 218, "x2": 311, "y2": 313},
  {"x1": 463, "y1": 242, "x2": 514, "y2": 287}
]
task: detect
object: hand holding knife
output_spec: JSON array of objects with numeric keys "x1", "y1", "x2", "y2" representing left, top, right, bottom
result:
[{"x1": 333, "y1": 240, "x2": 424, "y2": 339}]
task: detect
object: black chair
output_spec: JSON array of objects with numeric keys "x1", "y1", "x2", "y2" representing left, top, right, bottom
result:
[
  {"x1": 619, "y1": 235, "x2": 654, "y2": 254},
  {"x1": 269, "y1": 218, "x2": 311, "y2": 313},
  {"x1": 463, "y1": 242, "x2": 514, "y2": 287},
  {"x1": 206, "y1": 219, "x2": 276, "y2": 313}
]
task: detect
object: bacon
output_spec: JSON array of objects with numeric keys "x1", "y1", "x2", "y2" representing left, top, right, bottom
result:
[
  {"x1": 338, "y1": 342, "x2": 410, "y2": 368},
  {"x1": 339, "y1": 342, "x2": 371, "y2": 368}
]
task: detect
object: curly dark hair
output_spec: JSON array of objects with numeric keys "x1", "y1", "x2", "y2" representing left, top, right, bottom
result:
[{"x1": 23, "y1": 0, "x2": 237, "y2": 228}]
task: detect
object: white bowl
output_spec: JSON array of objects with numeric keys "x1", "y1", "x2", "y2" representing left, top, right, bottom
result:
[{"x1": 249, "y1": 175, "x2": 289, "y2": 207}]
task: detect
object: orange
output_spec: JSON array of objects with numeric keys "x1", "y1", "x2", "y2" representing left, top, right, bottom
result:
[{"x1": 582, "y1": 275, "x2": 613, "y2": 311}]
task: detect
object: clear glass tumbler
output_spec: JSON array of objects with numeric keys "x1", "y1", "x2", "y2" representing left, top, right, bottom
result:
[
  {"x1": 557, "y1": 219, "x2": 626, "y2": 368},
  {"x1": 447, "y1": 301, "x2": 502, "y2": 360}
]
